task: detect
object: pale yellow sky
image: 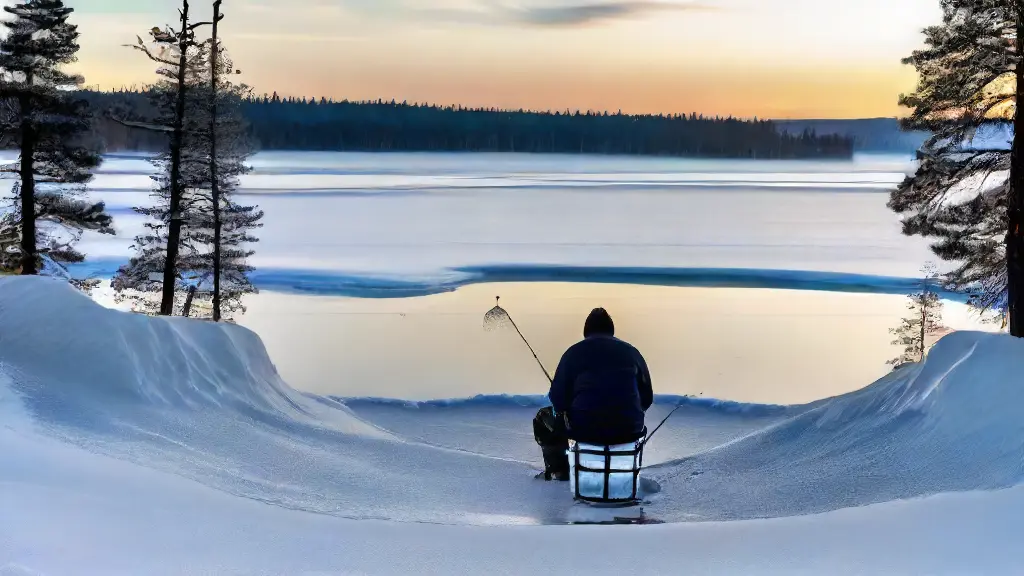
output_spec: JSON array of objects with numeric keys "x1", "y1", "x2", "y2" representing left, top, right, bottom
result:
[{"x1": 69, "y1": 0, "x2": 942, "y2": 119}]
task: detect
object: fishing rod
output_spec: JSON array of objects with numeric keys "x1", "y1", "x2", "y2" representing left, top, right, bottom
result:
[
  {"x1": 483, "y1": 296, "x2": 693, "y2": 445},
  {"x1": 483, "y1": 296, "x2": 553, "y2": 384},
  {"x1": 640, "y1": 393, "x2": 702, "y2": 446}
]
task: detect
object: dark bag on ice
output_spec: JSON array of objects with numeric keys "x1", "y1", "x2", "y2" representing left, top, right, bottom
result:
[{"x1": 533, "y1": 406, "x2": 570, "y2": 480}]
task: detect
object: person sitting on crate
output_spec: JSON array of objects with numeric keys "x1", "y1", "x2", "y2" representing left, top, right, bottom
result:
[{"x1": 533, "y1": 307, "x2": 654, "y2": 481}]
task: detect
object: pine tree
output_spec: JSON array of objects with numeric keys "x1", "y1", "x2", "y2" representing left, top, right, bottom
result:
[
  {"x1": 112, "y1": 43, "x2": 207, "y2": 314},
  {"x1": 180, "y1": 29, "x2": 263, "y2": 321},
  {"x1": 112, "y1": 8, "x2": 262, "y2": 320},
  {"x1": 0, "y1": 0, "x2": 113, "y2": 279},
  {"x1": 208, "y1": 0, "x2": 225, "y2": 320},
  {"x1": 208, "y1": 5, "x2": 262, "y2": 321},
  {"x1": 1010, "y1": 0, "x2": 1024, "y2": 337},
  {"x1": 111, "y1": 1, "x2": 212, "y2": 315},
  {"x1": 889, "y1": 264, "x2": 949, "y2": 367},
  {"x1": 892, "y1": 0, "x2": 1023, "y2": 334},
  {"x1": 110, "y1": 0, "x2": 211, "y2": 315}
]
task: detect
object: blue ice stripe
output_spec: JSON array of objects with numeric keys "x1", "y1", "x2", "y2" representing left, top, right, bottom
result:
[{"x1": 66, "y1": 259, "x2": 959, "y2": 300}]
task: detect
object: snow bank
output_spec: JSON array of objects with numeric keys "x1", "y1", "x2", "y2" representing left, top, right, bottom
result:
[
  {"x1": 649, "y1": 330, "x2": 1024, "y2": 521},
  {"x1": 4, "y1": 276, "x2": 1019, "y2": 526},
  {"x1": 0, "y1": 276, "x2": 386, "y2": 439},
  {"x1": 3, "y1": 276, "x2": 1024, "y2": 572},
  {"x1": 3, "y1": 405, "x2": 1024, "y2": 575},
  {"x1": 0, "y1": 276, "x2": 569, "y2": 525}
]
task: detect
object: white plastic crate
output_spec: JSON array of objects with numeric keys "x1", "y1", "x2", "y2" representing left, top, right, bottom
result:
[{"x1": 567, "y1": 439, "x2": 644, "y2": 503}]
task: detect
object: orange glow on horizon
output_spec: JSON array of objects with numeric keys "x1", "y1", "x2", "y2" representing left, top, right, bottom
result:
[{"x1": 70, "y1": 0, "x2": 941, "y2": 120}]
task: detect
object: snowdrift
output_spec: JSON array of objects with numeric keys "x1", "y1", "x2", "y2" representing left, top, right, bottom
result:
[
  {"x1": 0, "y1": 277, "x2": 570, "y2": 525},
  {"x1": 648, "y1": 330, "x2": 1024, "y2": 521},
  {"x1": 0, "y1": 276, "x2": 386, "y2": 439},
  {"x1": 1, "y1": 275, "x2": 1022, "y2": 530},
  {"x1": 5, "y1": 405, "x2": 1024, "y2": 575}
]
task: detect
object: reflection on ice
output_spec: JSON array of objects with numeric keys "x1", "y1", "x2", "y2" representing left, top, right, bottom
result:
[{"x1": 232, "y1": 282, "x2": 995, "y2": 405}]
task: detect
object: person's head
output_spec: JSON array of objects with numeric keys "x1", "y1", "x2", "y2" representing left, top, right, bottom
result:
[{"x1": 583, "y1": 307, "x2": 615, "y2": 338}]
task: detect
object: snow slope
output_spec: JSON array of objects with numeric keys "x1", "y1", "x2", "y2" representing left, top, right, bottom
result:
[
  {"x1": 0, "y1": 277, "x2": 575, "y2": 525},
  {"x1": 5, "y1": 425, "x2": 1024, "y2": 575},
  {"x1": 3, "y1": 276, "x2": 1024, "y2": 573},
  {"x1": 0, "y1": 276, "x2": 386, "y2": 440},
  {"x1": 340, "y1": 396, "x2": 795, "y2": 467},
  {"x1": 648, "y1": 330, "x2": 1024, "y2": 521}
]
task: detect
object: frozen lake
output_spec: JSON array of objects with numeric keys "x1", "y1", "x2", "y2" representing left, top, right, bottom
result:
[
  {"x1": 3, "y1": 152, "x2": 1022, "y2": 574},
  {"x1": 79, "y1": 151, "x2": 933, "y2": 277},
  {"x1": 234, "y1": 282, "x2": 988, "y2": 403},
  {"x1": 15, "y1": 150, "x2": 993, "y2": 403}
]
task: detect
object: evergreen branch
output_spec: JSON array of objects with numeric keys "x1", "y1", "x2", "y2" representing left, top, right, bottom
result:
[
  {"x1": 108, "y1": 115, "x2": 174, "y2": 133},
  {"x1": 126, "y1": 41, "x2": 178, "y2": 67}
]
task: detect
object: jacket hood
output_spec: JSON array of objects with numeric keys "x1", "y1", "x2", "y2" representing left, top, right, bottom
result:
[{"x1": 583, "y1": 308, "x2": 614, "y2": 338}]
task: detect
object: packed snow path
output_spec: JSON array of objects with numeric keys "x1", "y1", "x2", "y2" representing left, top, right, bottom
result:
[{"x1": 2, "y1": 277, "x2": 1024, "y2": 573}]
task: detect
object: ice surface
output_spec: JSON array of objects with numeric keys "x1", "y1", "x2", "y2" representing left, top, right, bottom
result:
[
  {"x1": 3, "y1": 276, "x2": 1024, "y2": 573},
  {"x1": 1, "y1": 150, "x2": 937, "y2": 280},
  {"x1": 72, "y1": 262, "x2": 964, "y2": 300},
  {"x1": 18, "y1": 150, "x2": 973, "y2": 407}
]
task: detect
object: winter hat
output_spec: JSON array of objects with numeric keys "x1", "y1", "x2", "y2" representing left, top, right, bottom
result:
[{"x1": 583, "y1": 308, "x2": 615, "y2": 338}]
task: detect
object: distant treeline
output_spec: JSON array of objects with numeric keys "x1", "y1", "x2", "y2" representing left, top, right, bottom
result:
[
  {"x1": 776, "y1": 118, "x2": 929, "y2": 154},
  {"x1": 81, "y1": 90, "x2": 855, "y2": 159}
]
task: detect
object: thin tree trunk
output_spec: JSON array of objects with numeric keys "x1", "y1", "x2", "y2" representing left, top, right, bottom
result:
[
  {"x1": 182, "y1": 284, "x2": 197, "y2": 317},
  {"x1": 1008, "y1": 5, "x2": 1024, "y2": 336},
  {"x1": 919, "y1": 299, "x2": 927, "y2": 362},
  {"x1": 210, "y1": 0, "x2": 223, "y2": 322},
  {"x1": 160, "y1": 0, "x2": 191, "y2": 316},
  {"x1": 18, "y1": 92, "x2": 36, "y2": 275},
  {"x1": 18, "y1": 67, "x2": 37, "y2": 276}
]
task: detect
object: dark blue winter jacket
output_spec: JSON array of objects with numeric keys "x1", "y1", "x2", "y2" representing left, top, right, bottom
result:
[{"x1": 548, "y1": 335, "x2": 654, "y2": 445}]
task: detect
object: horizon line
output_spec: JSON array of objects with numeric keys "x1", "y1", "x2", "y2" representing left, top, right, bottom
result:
[{"x1": 81, "y1": 85, "x2": 913, "y2": 123}]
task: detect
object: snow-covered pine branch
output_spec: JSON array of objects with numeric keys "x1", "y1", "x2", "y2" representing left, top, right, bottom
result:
[{"x1": 892, "y1": 0, "x2": 1018, "y2": 325}]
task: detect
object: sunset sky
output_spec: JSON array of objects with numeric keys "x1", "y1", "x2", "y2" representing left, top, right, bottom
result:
[{"x1": 65, "y1": 0, "x2": 943, "y2": 119}]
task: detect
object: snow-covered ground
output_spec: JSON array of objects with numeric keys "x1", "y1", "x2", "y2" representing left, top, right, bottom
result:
[
  {"x1": 3, "y1": 277, "x2": 1024, "y2": 574},
  {"x1": 3, "y1": 151, "x2": 1020, "y2": 573}
]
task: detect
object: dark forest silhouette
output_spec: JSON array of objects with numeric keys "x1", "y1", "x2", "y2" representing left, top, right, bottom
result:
[{"x1": 83, "y1": 89, "x2": 855, "y2": 159}]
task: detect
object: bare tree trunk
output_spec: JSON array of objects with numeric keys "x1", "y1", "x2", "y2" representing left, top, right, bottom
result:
[
  {"x1": 1009, "y1": 4, "x2": 1024, "y2": 337},
  {"x1": 181, "y1": 284, "x2": 197, "y2": 317},
  {"x1": 919, "y1": 299, "x2": 927, "y2": 362},
  {"x1": 18, "y1": 75, "x2": 36, "y2": 276},
  {"x1": 210, "y1": 0, "x2": 223, "y2": 322},
  {"x1": 160, "y1": 0, "x2": 191, "y2": 316}
]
